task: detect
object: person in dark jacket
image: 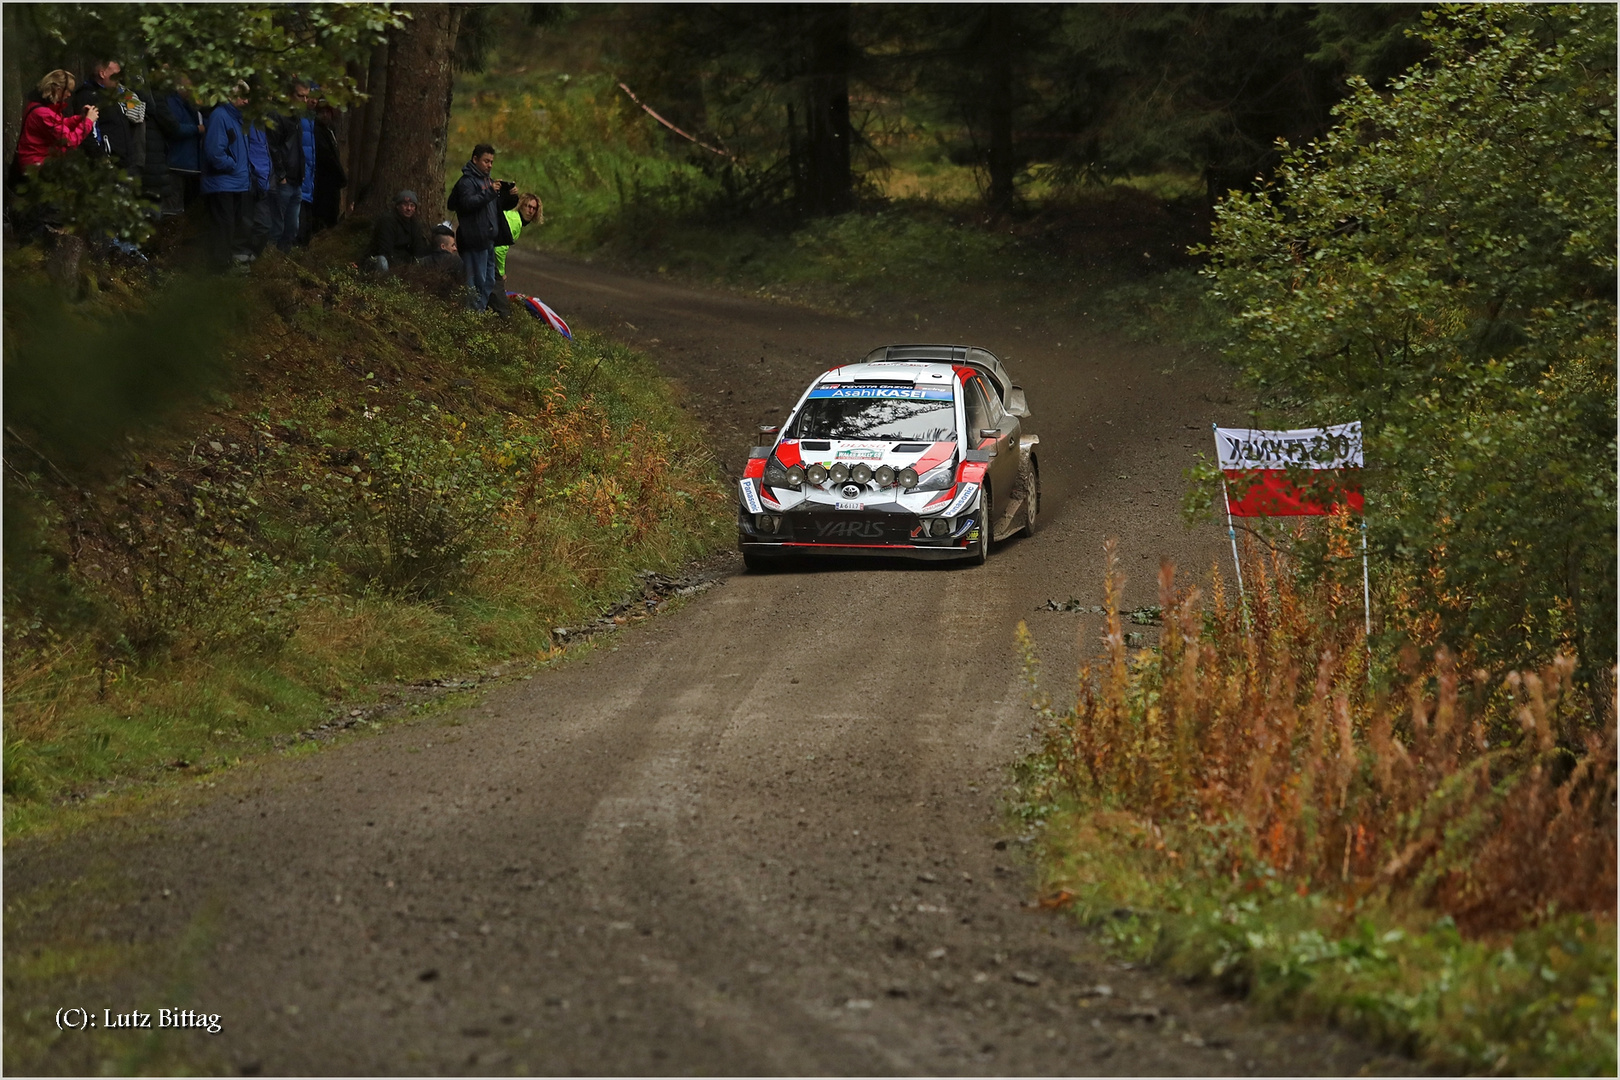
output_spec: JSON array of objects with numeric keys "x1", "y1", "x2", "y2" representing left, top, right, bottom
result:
[
  {"x1": 367, "y1": 189, "x2": 430, "y2": 271},
  {"x1": 252, "y1": 80, "x2": 306, "y2": 253},
  {"x1": 136, "y1": 86, "x2": 181, "y2": 212},
  {"x1": 71, "y1": 60, "x2": 136, "y2": 170},
  {"x1": 447, "y1": 143, "x2": 517, "y2": 311},
  {"x1": 200, "y1": 85, "x2": 252, "y2": 270},
  {"x1": 422, "y1": 224, "x2": 462, "y2": 274},
  {"x1": 305, "y1": 105, "x2": 346, "y2": 238},
  {"x1": 163, "y1": 87, "x2": 205, "y2": 211}
]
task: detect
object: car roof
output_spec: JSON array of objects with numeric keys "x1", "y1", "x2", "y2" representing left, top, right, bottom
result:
[
  {"x1": 818, "y1": 361, "x2": 958, "y2": 385},
  {"x1": 860, "y1": 344, "x2": 1011, "y2": 398}
]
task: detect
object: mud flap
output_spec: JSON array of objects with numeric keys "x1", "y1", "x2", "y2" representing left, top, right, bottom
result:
[{"x1": 994, "y1": 447, "x2": 1038, "y2": 541}]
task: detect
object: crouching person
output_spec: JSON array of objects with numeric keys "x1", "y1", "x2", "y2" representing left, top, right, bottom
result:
[
  {"x1": 421, "y1": 224, "x2": 461, "y2": 274},
  {"x1": 366, "y1": 189, "x2": 429, "y2": 273}
]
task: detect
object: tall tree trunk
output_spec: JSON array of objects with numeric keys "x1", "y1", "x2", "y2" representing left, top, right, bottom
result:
[
  {"x1": 800, "y1": 3, "x2": 852, "y2": 217},
  {"x1": 349, "y1": 40, "x2": 390, "y2": 210},
  {"x1": 984, "y1": 5, "x2": 1016, "y2": 214},
  {"x1": 361, "y1": 4, "x2": 462, "y2": 223},
  {"x1": 3, "y1": 5, "x2": 36, "y2": 164}
]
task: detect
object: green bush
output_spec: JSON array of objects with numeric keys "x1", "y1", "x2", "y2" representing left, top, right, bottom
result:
[{"x1": 1201, "y1": 4, "x2": 1617, "y2": 680}]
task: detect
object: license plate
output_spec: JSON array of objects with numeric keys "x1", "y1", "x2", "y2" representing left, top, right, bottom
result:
[{"x1": 835, "y1": 500, "x2": 860, "y2": 510}]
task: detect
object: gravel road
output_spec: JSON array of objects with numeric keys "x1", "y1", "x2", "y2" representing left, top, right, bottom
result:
[{"x1": 5, "y1": 253, "x2": 1401, "y2": 1075}]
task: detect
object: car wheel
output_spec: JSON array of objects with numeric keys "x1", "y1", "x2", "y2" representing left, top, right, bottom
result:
[
  {"x1": 969, "y1": 481, "x2": 991, "y2": 565},
  {"x1": 1018, "y1": 456, "x2": 1039, "y2": 538}
]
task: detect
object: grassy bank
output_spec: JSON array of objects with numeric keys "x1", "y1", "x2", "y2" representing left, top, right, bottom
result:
[
  {"x1": 2, "y1": 232, "x2": 732, "y2": 838},
  {"x1": 1013, "y1": 539, "x2": 1616, "y2": 1073}
]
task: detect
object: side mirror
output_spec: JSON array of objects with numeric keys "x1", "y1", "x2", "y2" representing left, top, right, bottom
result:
[
  {"x1": 758, "y1": 425, "x2": 781, "y2": 437},
  {"x1": 1005, "y1": 385, "x2": 1031, "y2": 419},
  {"x1": 979, "y1": 428, "x2": 1000, "y2": 442}
]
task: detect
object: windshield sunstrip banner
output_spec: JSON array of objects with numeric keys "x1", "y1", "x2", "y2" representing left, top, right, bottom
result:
[{"x1": 809, "y1": 385, "x2": 954, "y2": 400}]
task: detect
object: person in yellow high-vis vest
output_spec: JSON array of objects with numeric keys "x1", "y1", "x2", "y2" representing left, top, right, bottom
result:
[{"x1": 494, "y1": 192, "x2": 543, "y2": 292}]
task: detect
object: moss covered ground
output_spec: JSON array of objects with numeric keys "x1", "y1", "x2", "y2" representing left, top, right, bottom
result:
[{"x1": 3, "y1": 228, "x2": 732, "y2": 840}]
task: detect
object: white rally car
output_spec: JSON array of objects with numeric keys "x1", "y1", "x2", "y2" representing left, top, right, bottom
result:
[{"x1": 738, "y1": 344, "x2": 1039, "y2": 568}]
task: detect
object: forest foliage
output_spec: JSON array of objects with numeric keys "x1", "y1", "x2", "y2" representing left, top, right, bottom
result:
[
  {"x1": 1009, "y1": 8, "x2": 1615, "y2": 1069},
  {"x1": 1203, "y1": 4, "x2": 1617, "y2": 684}
]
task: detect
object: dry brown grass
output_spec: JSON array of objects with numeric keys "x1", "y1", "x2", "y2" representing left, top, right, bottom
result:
[{"x1": 1027, "y1": 526, "x2": 1616, "y2": 933}]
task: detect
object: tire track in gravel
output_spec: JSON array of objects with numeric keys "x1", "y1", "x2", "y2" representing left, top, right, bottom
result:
[{"x1": 4, "y1": 251, "x2": 1408, "y2": 1075}]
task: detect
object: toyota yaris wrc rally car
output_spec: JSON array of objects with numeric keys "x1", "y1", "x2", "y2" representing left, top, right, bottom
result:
[{"x1": 738, "y1": 344, "x2": 1039, "y2": 569}]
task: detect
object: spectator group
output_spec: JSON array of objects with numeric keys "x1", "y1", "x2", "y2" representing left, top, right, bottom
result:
[
  {"x1": 7, "y1": 60, "x2": 347, "y2": 269},
  {"x1": 8, "y1": 59, "x2": 544, "y2": 313}
]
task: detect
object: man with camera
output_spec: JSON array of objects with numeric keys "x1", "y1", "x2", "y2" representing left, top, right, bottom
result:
[{"x1": 447, "y1": 142, "x2": 518, "y2": 312}]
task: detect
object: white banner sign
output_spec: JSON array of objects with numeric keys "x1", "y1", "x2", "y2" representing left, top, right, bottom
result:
[{"x1": 1215, "y1": 423, "x2": 1363, "y2": 472}]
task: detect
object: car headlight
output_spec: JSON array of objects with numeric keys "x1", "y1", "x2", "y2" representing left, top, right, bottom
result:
[
  {"x1": 897, "y1": 467, "x2": 918, "y2": 489},
  {"x1": 874, "y1": 465, "x2": 895, "y2": 487},
  {"x1": 763, "y1": 458, "x2": 791, "y2": 487},
  {"x1": 806, "y1": 463, "x2": 828, "y2": 485},
  {"x1": 828, "y1": 462, "x2": 849, "y2": 484},
  {"x1": 850, "y1": 463, "x2": 872, "y2": 485},
  {"x1": 915, "y1": 459, "x2": 956, "y2": 491},
  {"x1": 786, "y1": 465, "x2": 805, "y2": 487}
]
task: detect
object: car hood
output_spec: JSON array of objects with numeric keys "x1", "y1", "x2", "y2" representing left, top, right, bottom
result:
[{"x1": 772, "y1": 438, "x2": 955, "y2": 475}]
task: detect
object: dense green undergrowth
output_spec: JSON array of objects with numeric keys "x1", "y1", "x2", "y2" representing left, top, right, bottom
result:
[{"x1": 2, "y1": 238, "x2": 731, "y2": 837}]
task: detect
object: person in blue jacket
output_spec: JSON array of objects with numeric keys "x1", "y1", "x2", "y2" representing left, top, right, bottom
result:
[
  {"x1": 162, "y1": 86, "x2": 205, "y2": 212},
  {"x1": 298, "y1": 91, "x2": 316, "y2": 246},
  {"x1": 244, "y1": 116, "x2": 273, "y2": 256},
  {"x1": 200, "y1": 84, "x2": 251, "y2": 271}
]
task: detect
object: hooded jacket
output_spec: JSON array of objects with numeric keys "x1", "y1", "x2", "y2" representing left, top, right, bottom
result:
[
  {"x1": 246, "y1": 123, "x2": 271, "y2": 192},
  {"x1": 200, "y1": 102, "x2": 250, "y2": 194},
  {"x1": 14, "y1": 100, "x2": 93, "y2": 169},
  {"x1": 164, "y1": 93, "x2": 205, "y2": 173},
  {"x1": 448, "y1": 159, "x2": 517, "y2": 252}
]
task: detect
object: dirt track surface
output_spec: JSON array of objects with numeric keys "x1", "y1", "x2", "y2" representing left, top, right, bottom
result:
[{"x1": 6, "y1": 254, "x2": 1401, "y2": 1075}]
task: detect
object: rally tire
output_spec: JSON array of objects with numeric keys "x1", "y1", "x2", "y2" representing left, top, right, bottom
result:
[
  {"x1": 969, "y1": 482, "x2": 991, "y2": 565},
  {"x1": 1019, "y1": 456, "x2": 1040, "y2": 538}
]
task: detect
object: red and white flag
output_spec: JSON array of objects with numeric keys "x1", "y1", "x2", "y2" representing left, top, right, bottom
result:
[
  {"x1": 1215, "y1": 423, "x2": 1363, "y2": 516},
  {"x1": 507, "y1": 292, "x2": 573, "y2": 340}
]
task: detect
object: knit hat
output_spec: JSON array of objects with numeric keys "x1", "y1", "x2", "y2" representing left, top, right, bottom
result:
[{"x1": 395, "y1": 190, "x2": 417, "y2": 205}]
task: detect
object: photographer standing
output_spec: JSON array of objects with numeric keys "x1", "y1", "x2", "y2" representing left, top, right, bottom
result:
[{"x1": 446, "y1": 143, "x2": 516, "y2": 312}]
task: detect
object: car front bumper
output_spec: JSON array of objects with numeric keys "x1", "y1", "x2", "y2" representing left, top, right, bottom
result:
[{"x1": 738, "y1": 504, "x2": 980, "y2": 561}]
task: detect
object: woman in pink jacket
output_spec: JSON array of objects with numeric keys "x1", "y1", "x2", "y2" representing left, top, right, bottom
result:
[{"x1": 15, "y1": 69, "x2": 99, "y2": 169}]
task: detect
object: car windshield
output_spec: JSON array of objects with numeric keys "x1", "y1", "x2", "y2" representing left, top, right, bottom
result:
[{"x1": 787, "y1": 386, "x2": 956, "y2": 442}]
